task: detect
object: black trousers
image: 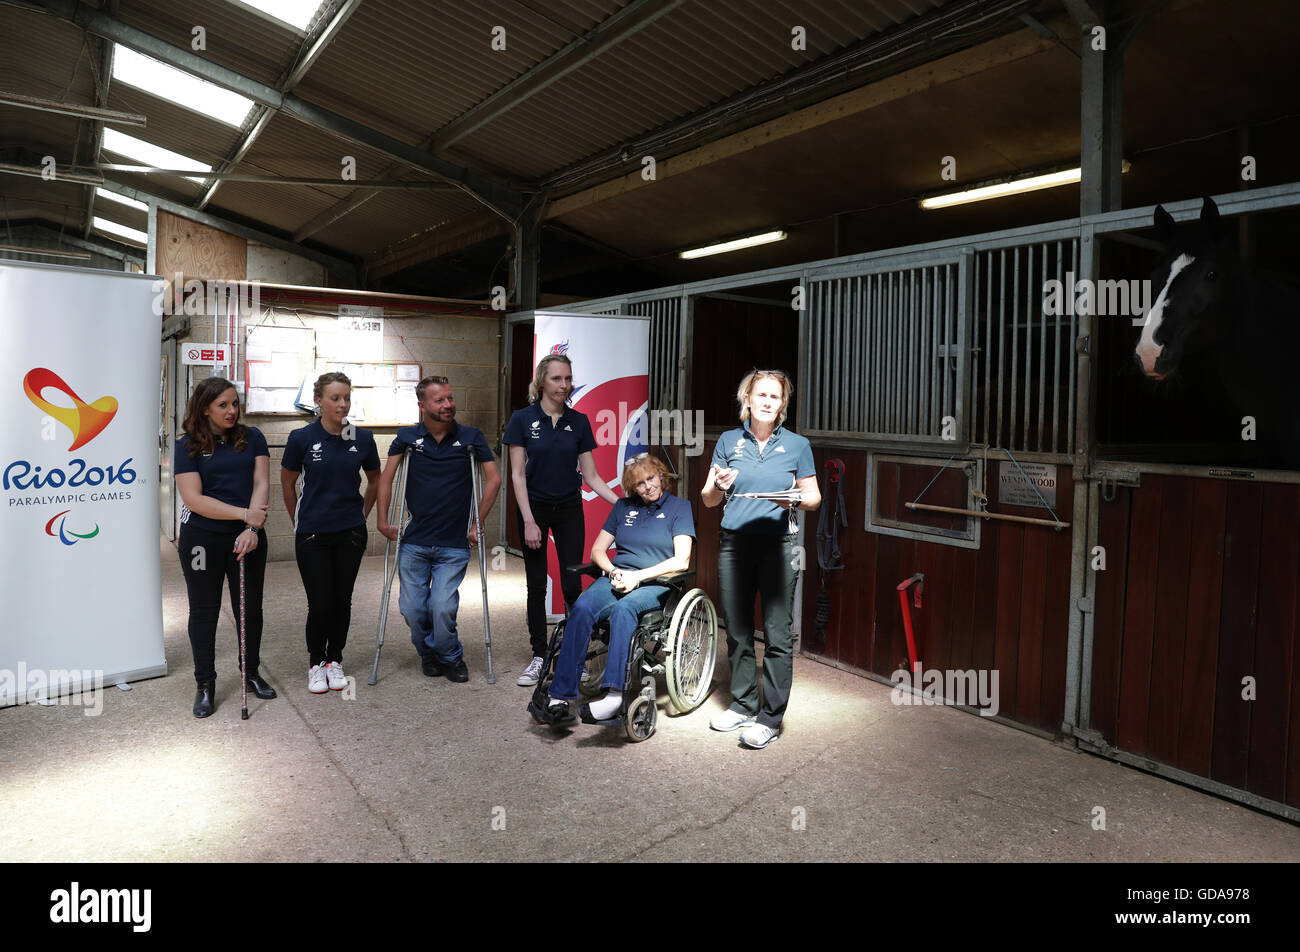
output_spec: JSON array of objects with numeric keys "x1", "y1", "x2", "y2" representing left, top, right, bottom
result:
[
  {"x1": 517, "y1": 497, "x2": 585, "y2": 657},
  {"x1": 718, "y1": 529, "x2": 800, "y2": 729},
  {"x1": 178, "y1": 522, "x2": 268, "y2": 684},
  {"x1": 294, "y1": 525, "x2": 368, "y2": 667}
]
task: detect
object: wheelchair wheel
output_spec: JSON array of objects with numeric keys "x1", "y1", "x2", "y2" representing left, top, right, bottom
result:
[
  {"x1": 625, "y1": 694, "x2": 656, "y2": 742},
  {"x1": 665, "y1": 589, "x2": 718, "y2": 713},
  {"x1": 579, "y1": 642, "x2": 608, "y2": 698}
]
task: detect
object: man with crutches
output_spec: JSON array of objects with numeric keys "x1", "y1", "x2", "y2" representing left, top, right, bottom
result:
[{"x1": 377, "y1": 376, "x2": 500, "y2": 683}]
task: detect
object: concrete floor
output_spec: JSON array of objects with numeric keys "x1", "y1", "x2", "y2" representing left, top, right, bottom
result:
[{"x1": 2, "y1": 538, "x2": 1298, "y2": 863}]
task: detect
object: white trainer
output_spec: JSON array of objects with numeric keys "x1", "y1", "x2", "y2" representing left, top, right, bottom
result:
[
  {"x1": 710, "y1": 709, "x2": 757, "y2": 732},
  {"x1": 740, "y1": 723, "x2": 780, "y2": 749},
  {"x1": 308, "y1": 664, "x2": 329, "y2": 694},
  {"x1": 516, "y1": 656, "x2": 545, "y2": 687},
  {"x1": 324, "y1": 661, "x2": 347, "y2": 691}
]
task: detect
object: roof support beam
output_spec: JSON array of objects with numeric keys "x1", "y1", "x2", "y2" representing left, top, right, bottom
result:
[
  {"x1": 8, "y1": 223, "x2": 143, "y2": 262},
  {"x1": 27, "y1": 0, "x2": 524, "y2": 218},
  {"x1": 81, "y1": 1, "x2": 116, "y2": 238},
  {"x1": 197, "y1": 0, "x2": 364, "y2": 210},
  {"x1": 431, "y1": 0, "x2": 686, "y2": 152},
  {"x1": 99, "y1": 178, "x2": 358, "y2": 280}
]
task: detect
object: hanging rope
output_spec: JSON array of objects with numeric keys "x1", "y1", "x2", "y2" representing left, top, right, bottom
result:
[{"x1": 815, "y1": 458, "x2": 847, "y2": 643}]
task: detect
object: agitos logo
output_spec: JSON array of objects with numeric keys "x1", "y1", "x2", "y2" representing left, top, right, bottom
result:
[
  {"x1": 45, "y1": 509, "x2": 100, "y2": 546},
  {"x1": 23, "y1": 367, "x2": 118, "y2": 450}
]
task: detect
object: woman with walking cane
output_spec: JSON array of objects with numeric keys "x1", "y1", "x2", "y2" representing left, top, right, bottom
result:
[
  {"x1": 174, "y1": 376, "x2": 275, "y2": 718},
  {"x1": 504, "y1": 353, "x2": 621, "y2": 688},
  {"x1": 281, "y1": 372, "x2": 382, "y2": 694},
  {"x1": 700, "y1": 370, "x2": 820, "y2": 749}
]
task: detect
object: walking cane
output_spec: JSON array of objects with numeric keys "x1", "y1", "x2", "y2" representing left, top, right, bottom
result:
[
  {"x1": 469, "y1": 450, "x2": 495, "y2": 684},
  {"x1": 369, "y1": 448, "x2": 411, "y2": 685},
  {"x1": 238, "y1": 557, "x2": 248, "y2": 720}
]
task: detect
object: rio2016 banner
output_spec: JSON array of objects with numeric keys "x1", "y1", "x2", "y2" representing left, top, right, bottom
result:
[
  {"x1": 533, "y1": 312, "x2": 650, "y2": 617},
  {"x1": 0, "y1": 261, "x2": 164, "y2": 707}
]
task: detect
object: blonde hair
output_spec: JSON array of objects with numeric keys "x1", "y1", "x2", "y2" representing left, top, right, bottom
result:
[
  {"x1": 736, "y1": 369, "x2": 792, "y2": 425},
  {"x1": 528, "y1": 353, "x2": 572, "y2": 403},
  {"x1": 620, "y1": 453, "x2": 673, "y2": 501}
]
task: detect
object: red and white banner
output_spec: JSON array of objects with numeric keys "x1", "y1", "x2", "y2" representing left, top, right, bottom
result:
[{"x1": 532, "y1": 312, "x2": 650, "y2": 617}]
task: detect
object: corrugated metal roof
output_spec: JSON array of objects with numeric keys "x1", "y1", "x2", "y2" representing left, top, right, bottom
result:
[
  {"x1": 292, "y1": 0, "x2": 627, "y2": 146},
  {"x1": 0, "y1": 5, "x2": 97, "y2": 101},
  {"x1": 106, "y1": 86, "x2": 247, "y2": 168},
  {"x1": 115, "y1": 0, "x2": 301, "y2": 88},
  {"x1": 207, "y1": 179, "x2": 342, "y2": 232},
  {"x1": 308, "y1": 187, "x2": 487, "y2": 256},
  {"x1": 446, "y1": 0, "x2": 950, "y2": 179}
]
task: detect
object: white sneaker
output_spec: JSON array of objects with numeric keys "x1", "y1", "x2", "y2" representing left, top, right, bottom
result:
[
  {"x1": 710, "y1": 709, "x2": 757, "y2": 732},
  {"x1": 308, "y1": 664, "x2": 329, "y2": 694},
  {"x1": 740, "y1": 723, "x2": 780, "y2": 749},
  {"x1": 324, "y1": 661, "x2": 347, "y2": 691},
  {"x1": 516, "y1": 656, "x2": 545, "y2": 687}
]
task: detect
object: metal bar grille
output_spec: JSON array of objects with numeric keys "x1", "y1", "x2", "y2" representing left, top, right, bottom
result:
[{"x1": 627, "y1": 297, "x2": 681, "y2": 412}]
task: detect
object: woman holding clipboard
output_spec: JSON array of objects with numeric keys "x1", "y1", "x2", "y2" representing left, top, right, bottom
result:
[{"x1": 700, "y1": 370, "x2": 821, "y2": 749}]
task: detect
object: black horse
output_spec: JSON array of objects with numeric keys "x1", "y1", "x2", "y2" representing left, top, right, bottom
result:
[{"x1": 1134, "y1": 196, "x2": 1300, "y2": 468}]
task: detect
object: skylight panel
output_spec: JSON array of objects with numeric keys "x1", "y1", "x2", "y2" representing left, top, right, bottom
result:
[
  {"x1": 231, "y1": 0, "x2": 325, "y2": 31},
  {"x1": 94, "y1": 217, "x2": 149, "y2": 246},
  {"x1": 102, "y1": 129, "x2": 213, "y2": 185},
  {"x1": 112, "y1": 45, "x2": 254, "y2": 127},
  {"x1": 95, "y1": 188, "x2": 148, "y2": 213}
]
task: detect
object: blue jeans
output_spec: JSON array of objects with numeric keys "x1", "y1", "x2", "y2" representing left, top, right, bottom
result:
[
  {"x1": 550, "y1": 577, "x2": 669, "y2": 701},
  {"x1": 398, "y1": 544, "x2": 472, "y2": 664}
]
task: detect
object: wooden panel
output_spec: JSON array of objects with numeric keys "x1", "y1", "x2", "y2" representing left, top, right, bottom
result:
[
  {"x1": 1289, "y1": 555, "x2": 1300, "y2": 806},
  {"x1": 1246, "y1": 483, "x2": 1298, "y2": 801},
  {"x1": 1211, "y1": 483, "x2": 1262, "y2": 789},
  {"x1": 1116, "y1": 475, "x2": 1164, "y2": 755},
  {"x1": 873, "y1": 534, "x2": 903, "y2": 677},
  {"x1": 1015, "y1": 524, "x2": 1049, "y2": 725},
  {"x1": 1145, "y1": 476, "x2": 1193, "y2": 765},
  {"x1": 1039, "y1": 477, "x2": 1073, "y2": 730},
  {"x1": 969, "y1": 515, "x2": 1001, "y2": 677},
  {"x1": 948, "y1": 545, "x2": 978, "y2": 674},
  {"x1": 156, "y1": 209, "x2": 247, "y2": 282},
  {"x1": 1090, "y1": 485, "x2": 1131, "y2": 743},
  {"x1": 992, "y1": 519, "x2": 1024, "y2": 720},
  {"x1": 926, "y1": 542, "x2": 956, "y2": 678},
  {"x1": 1176, "y1": 479, "x2": 1227, "y2": 776}
]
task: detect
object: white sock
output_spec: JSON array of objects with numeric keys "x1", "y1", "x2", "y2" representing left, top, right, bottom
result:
[{"x1": 588, "y1": 691, "x2": 622, "y2": 719}]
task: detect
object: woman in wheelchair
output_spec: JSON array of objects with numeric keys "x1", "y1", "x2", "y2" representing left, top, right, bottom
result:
[{"x1": 528, "y1": 454, "x2": 695, "y2": 727}]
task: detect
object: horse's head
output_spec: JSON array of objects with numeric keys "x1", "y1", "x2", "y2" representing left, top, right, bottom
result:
[{"x1": 1135, "y1": 196, "x2": 1233, "y2": 380}]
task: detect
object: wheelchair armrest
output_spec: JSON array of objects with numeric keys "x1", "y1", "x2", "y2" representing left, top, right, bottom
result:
[
  {"x1": 650, "y1": 569, "x2": 696, "y2": 589},
  {"x1": 563, "y1": 562, "x2": 605, "y2": 580}
]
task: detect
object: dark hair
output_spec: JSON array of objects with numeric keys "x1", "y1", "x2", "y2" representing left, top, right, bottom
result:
[
  {"x1": 182, "y1": 377, "x2": 246, "y2": 458},
  {"x1": 313, "y1": 371, "x2": 351, "y2": 401},
  {"x1": 416, "y1": 375, "x2": 450, "y2": 402}
]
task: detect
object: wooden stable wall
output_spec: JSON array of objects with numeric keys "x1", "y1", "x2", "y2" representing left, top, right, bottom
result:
[
  {"x1": 1091, "y1": 474, "x2": 1300, "y2": 810},
  {"x1": 688, "y1": 445, "x2": 1073, "y2": 734}
]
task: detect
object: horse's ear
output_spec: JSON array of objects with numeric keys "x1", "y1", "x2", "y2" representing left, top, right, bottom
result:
[
  {"x1": 1153, "y1": 204, "x2": 1177, "y2": 245},
  {"x1": 1201, "y1": 196, "x2": 1224, "y2": 241}
]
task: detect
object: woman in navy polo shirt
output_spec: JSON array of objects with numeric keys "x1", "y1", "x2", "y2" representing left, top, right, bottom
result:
[
  {"x1": 700, "y1": 370, "x2": 821, "y2": 749},
  {"x1": 504, "y1": 353, "x2": 621, "y2": 689},
  {"x1": 528, "y1": 453, "x2": 694, "y2": 727},
  {"x1": 174, "y1": 376, "x2": 275, "y2": 718},
  {"x1": 281, "y1": 372, "x2": 381, "y2": 694}
]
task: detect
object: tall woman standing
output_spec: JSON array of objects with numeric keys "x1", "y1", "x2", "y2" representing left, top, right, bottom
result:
[
  {"x1": 280, "y1": 372, "x2": 381, "y2": 694},
  {"x1": 174, "y1": 376, "x2": 275, "y2": 718},
  {"x1": 700, "y1": 370, "x2": 820, "y2": 749},
  {"x1": 503, "y1": 353, "x2": 621, "y2": 687}
]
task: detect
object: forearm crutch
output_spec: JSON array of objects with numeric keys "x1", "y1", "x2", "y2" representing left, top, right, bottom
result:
[
  {"x1": 469, "y1": 451, "x2": 495, "y2": 684},
  {"x1": 238, "y1": 558, "x2": 249, "y2": 720},
  {"x1": 369, "y1": 448, "x2": 411, "y2": 685}
]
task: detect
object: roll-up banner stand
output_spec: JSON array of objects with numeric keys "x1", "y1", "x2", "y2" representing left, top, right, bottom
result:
[
  {"x1": 0, "y1": 261, "x2": 166, "y2": 707},
  {"x1": 531, "y1": 313, "x2": 650, "y2": 619}
]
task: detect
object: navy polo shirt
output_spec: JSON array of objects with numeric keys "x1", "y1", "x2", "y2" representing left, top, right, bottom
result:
[
  {"x1": 601, "y1": 492, "x2": 695, "y2": 571},
  {"x1": 711, "y1": 421, "x2": 816, "y2": 534},
  {"x1": 502, "y1": 403, "x2": 597, "y2": 504},
  {"x1": 388, "y1": 420, "x2": 493, "y2": 549},
  {"x1": 282, "y1": 420, "x2": 381, "y2": 534},
  {"x1": 174, "y1": 427, "x2": 269, "y2": 534}
]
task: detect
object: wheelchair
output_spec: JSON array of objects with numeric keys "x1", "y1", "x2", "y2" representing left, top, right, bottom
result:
[{"x1": 529, "y1": 563, "x2": 719, "y2": 742}]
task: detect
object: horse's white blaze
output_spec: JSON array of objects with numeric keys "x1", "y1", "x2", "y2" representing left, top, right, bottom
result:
[{"x1": 1136, "y1": 253, "x2": 1195, "y2": 375}]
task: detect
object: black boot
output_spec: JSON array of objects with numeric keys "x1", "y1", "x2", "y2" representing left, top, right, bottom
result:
[
  {"x1": 193, "y1": 680, "x2": 215, "y2": 718},
  {"x1": 245, "y1": 672, "x2": 277, "y2": 699}
]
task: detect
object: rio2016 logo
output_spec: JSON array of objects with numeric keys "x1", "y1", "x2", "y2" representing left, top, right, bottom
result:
[
  {"x1": 13, "y1": 368, "x2": 134, "y2": 545},
  {"x1": 23, "y1": 367, "x2": 118, "y2": 450}
]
